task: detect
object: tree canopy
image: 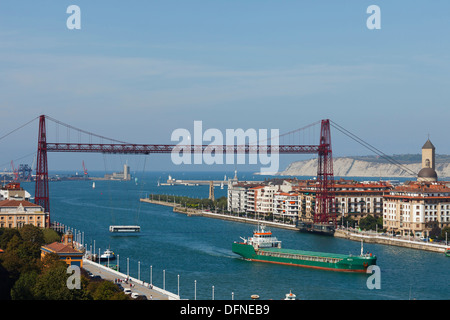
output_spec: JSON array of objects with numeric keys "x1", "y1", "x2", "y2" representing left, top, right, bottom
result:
[{"x1": 0, "y1": 225, "x2": 129, "y2": 300}]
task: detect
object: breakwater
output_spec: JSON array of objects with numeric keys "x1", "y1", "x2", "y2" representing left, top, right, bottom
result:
[{"x1": 139, "y1": 198, "x2": 298, "y2": 231}]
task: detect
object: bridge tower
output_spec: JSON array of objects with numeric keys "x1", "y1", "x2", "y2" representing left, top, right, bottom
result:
[
  {"x1": 35, "y1": 115, "x2": 50, "y2": 227},
  {"x1": 315, "y1": 119, "x2": 337, "y2": 226}
]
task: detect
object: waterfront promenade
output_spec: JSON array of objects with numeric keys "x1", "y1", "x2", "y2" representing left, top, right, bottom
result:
[
  {"x1": 140, "y1": 198, "x2": 449, "y2": 254},
  {"x1": 82, "y1": 259, "x2": 180, "y2": 300},
  {"x1": 335, "y1": 228, "x2": 448, "y2": 253},
  {"x1": 139, "y1": 198, "x2": 298, "y2": 231}
]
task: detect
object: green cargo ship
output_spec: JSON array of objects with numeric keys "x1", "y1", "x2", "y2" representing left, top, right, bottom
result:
[{"x1": 232, "y1": 225, "x2": 377, "y2": 273}]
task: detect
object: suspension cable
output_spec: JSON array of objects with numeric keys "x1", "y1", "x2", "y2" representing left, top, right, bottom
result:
[
  {"x1": 45, "y1": 115, "x2": 131, "y2": 144},
  {"x1": 0, "y1": 116, "x2": 39, "y2": 142},
  {"x1": 330, "y1": 120, "x2": 417, "y2": 176}
]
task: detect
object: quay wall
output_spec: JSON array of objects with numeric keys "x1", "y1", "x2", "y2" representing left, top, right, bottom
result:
[
  {"x1": 140, "y1": 198, "x2": 298, "y2": 231},
  {"x1": 335, "y1": 229, "x2": 447, "y2": 254}
]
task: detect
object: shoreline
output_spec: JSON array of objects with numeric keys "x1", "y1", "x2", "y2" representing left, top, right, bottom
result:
[
  {"x1": 334, "y1": 229, "x2": 447, "y2": 253},
  {"x1": 140, "y1": 198, "x2": 449, "y2": 254}
]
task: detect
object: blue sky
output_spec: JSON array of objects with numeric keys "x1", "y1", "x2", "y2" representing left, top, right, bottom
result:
[{"x1": 1, "y1": 1, "x2": 450, "y2": 172}]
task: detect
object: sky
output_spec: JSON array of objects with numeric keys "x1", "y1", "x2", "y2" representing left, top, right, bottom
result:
[{"x1": 1, "y1": 0, "x2": 450, "y2": 173}]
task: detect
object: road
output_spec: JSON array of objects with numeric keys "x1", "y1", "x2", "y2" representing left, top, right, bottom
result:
[{"x1": 82, "y1": 259, "x2": 179, "y2": 300}]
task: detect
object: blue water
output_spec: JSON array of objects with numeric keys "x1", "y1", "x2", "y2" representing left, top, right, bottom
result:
[{"x1": 21, "y1": 172, "x2": 449, "y2": 300}]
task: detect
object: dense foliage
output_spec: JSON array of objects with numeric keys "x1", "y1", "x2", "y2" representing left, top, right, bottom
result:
[{"x1": 0, "y1": 225, "x2": 129, "y2": 300}]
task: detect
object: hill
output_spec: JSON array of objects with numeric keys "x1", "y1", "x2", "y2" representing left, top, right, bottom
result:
[{"x1": 280, "y1": 154, "x2": 450, "y2": 178}]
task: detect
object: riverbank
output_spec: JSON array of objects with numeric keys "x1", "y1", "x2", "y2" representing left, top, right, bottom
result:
[
  {"x1": 140, "y1": 198, "x2": 449, "y2": 254},
  {"x1": 335, "y1": 229, "x2": 447, "y2": 254}
]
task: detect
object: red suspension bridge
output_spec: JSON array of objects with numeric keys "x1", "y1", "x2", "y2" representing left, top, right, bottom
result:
[
  {"x1": 11, "y1": 114, "x2": 413, "y2": 229},
  {"x1": 34, "y1": 115, "x2": 337, "y2": 229}
]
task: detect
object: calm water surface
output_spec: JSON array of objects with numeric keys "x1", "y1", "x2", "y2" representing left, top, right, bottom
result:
[{"x1": 22, "y1": 172, "x2": 450, "y2": 300}]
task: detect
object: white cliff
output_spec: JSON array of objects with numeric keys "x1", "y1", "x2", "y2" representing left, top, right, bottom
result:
[{"x1": 280, "y1": 157, "x2": 450, "y2": 178}]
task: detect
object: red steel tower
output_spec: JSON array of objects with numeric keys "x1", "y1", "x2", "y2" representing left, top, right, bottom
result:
[
  {"x1": 35, "y1": 115, "x2": 50, "y2": 227},
  {"x1": 315, "y1": 119, "x2": 337, "y2": 226}
]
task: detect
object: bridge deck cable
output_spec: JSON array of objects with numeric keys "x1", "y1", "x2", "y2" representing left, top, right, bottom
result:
[{"x1": 330, "y1": 120, "x2": 417, "y2": 177}]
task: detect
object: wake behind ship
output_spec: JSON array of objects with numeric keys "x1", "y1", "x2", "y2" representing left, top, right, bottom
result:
[{"x1": 232, "y1": 225, "x2": 376, "y2": 273}]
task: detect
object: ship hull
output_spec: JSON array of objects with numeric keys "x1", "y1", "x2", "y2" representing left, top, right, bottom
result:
[
  {"x1": 298, "y1": 222, "x2": 335, "y2": 236},
  {"x1": 232, "y1": 243, "x2": 376, "y2": 273}
]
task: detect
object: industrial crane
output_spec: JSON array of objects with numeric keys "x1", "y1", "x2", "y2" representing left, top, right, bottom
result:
[{"x1": 82, "y1": 160, "x2": 88, "y2": 177}]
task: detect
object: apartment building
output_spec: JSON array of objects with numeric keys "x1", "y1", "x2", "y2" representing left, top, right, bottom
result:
[
  {"x1": 0, "y1": 199, "x2": 47, "y2": 228},
  {"x1": 383, "y1": 182, "x2": 450, "y2": 237},
  {"x1": 228, "y1": 178, "x2": 394, "y2": 224},
  {"x1": 334, "y1": 180, "x2": 391, "y2": 222},
  {"x1": 273, "y1": 192, "x2": 299, "y2": 222}
]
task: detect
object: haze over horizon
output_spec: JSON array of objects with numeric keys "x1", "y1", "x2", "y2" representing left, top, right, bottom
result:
[{"x1": 1, "y1": 1, "x2": 450, "y2": 173}]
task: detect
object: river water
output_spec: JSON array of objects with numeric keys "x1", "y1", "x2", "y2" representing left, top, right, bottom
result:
[{"x1": 21, "y1": 171, "x2": 449, "y2": 300}]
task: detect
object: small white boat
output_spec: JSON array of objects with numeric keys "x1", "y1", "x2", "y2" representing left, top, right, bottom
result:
[
  {"x1": 100, "y1": 248, "x2": 116, "y2": 260},
  {"x1": 284, "y1": 290, "x2": 296, "y2": 300},
  {"x1": 92, "y1": 182, "x2": 95, "y2": 189}
]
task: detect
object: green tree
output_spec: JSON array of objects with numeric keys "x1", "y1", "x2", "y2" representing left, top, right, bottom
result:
[
  {"x1": 1, "y1": 234, "x2": 37, "y2": 281},
  {"x1": 32, "y1": 260, "x2": 90, "y2": 300},
  {"x1": 10, "y1": 270, "x2": 39, "y2": 300},
  {"x1": 359, "y1": 215, "x2": 378, "y2": 231},
  {"x1": 341, "y1": 216, "x2": 357, "y2": 228},
  {"x1": 440, "y1": 226, "x2": 450, "y2": 241},
  {"x1": 0, "y1": 228, "x2": 21, "y2": 249},
  {"x1": 0, "y1": 262, "x2": 13, "y2": 300},
  {"x1": 33, "y1": 263, "x2": 71, "y2": 300},
  {"x1": 91, "y1": 280, "x2": 128, "y2": 300},
  {"x1": 43, "y1": 228, "x2": 61, "y2": 244},
  {"x1": 19, "y1": 224, "x2": 44, "y2": 247}
]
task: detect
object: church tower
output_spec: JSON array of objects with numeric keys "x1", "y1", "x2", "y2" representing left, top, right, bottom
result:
[
  {"x1": 418, "y1": 139, "x2": 437, "y2": 182},
  {"x1": 61, "y1": 230, "x2": 74, "y2": 247}
]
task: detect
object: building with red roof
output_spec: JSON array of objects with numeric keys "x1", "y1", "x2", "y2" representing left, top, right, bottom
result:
[
  {"x1": 0, "y1": 199, "x2": 47, "y2": 228},
  {"x1": 40, "y1": 230, "x2": 84, "y2": 268}
]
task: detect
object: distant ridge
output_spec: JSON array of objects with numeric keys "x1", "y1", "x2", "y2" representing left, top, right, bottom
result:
[{"x1": 280, "y1": 154, "x2": 450, "y2": 178}]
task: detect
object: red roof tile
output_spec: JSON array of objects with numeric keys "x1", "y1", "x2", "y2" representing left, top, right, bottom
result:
[
  {"x1": 0, "y1": 199, "x2": 41, "y2": 207},
  {"x1": 42, "y1": 242, "x2": 82, "y2": 254}
]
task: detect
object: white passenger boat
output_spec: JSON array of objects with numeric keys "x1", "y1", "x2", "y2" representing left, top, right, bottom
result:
[
  {"x1": 109, "y1": 225, "x2": 141, "y2": 233},
  {"x1": 100, "y1": 248, "x2": 116, "y2": 260}
]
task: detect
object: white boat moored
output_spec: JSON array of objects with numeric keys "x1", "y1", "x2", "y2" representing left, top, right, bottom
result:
[{"x1": 284, "y1": 290, "x2": 296, "y2": 300}]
